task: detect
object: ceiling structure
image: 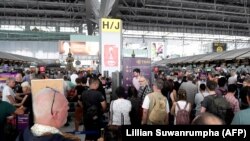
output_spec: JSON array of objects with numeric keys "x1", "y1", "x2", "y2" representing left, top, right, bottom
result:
[
  {"x1": 120, "y1": 0, "x2": 250, "y2": 37},
  {"x1": 0, "y1": 0, "x2": 249, "y2": 36}
]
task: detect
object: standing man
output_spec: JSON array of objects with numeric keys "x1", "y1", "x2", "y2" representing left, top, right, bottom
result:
[
  {"x1": 16, "y1": 87, "x2": 80, "y2": 141},
  {"x1": 132, "y1": 68, "x2": 141, "y2": 91},
  {"x1": 14, "y1": 73, "x2": 23, "y2": 94},
  {"x1": 231, "y1": 87, "x2": 250, "y2": 125},
  {"x1": 81, "y1": 77, "x2": 106, "y2": 141},
  {"x1": 2, "y1": 77, "x2": 16, "y2": 104},
  {"x1": 141, "y1": 79, "x2": 169, "y2": 125},
  {"x1": 179, "y1": 74, "x2": 198, "y2": 106},
  {"x1": 70, "y1": 70, "x2": 78, "y2": 86}
]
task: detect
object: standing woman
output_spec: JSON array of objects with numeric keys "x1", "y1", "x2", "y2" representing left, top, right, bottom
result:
[
  {"x1": 127, "y1": 86, "x2": 140, "y2": 126},
  {"x1": 171, "y1": 89, "x2": 192, "y2": 125},
  {"x1": 109, "y1": 86, "x2": 131, "y2": 126}
]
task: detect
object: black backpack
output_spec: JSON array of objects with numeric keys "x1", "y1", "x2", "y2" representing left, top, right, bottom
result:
[
  {"x1": 85, "y1": 104, "x2": 99, "y2": 122},
  {"x1": 208, "y1": 95, "x2": 234, "y2": 124}
]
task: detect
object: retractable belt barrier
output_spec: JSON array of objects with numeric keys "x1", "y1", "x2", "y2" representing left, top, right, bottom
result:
[{"x1": 66, "y1": 130, "x2": 99, "y2": 135}]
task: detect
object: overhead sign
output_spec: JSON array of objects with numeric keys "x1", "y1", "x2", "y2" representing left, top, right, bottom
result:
[
  {"x1": 101, "y1": 18, "x2": 121, "y2": 32},
  {"x1": 212, "y1": 42, "x2": 227, "y2": 52}
]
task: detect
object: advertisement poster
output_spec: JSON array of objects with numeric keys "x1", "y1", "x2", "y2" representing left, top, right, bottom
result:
[
  {"x1": 151, "y1": 42, "x2": 164, "y2": 61},
  {"x1": 17, "y1": 114, "x2": 29, "y2": 132},
  {"x1": 122, "y1": 57, "x2": 151, "y2": 93},
  {"x1": 104, "y1": 44, "x2": 118, "y2": 67},
  {"x1": 0, "y1": 72, "x2": 17, "y2": 82},
  {"x1": 58, "y1": 41, "x2": 99, "y2": 56}
]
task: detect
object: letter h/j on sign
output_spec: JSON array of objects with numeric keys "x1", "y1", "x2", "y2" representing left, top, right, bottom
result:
[{"x1": 101, "y1": 18, "x2": 121, "y2": 32}]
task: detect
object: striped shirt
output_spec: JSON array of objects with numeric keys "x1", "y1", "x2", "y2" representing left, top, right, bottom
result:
[{"x1": 224, "y1": 94, "x2": 240, "y2": 113}]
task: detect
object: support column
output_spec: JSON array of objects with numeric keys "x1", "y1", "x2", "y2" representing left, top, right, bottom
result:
[
  {"x1": 56, "y1": 26, "x2": 60, "y2": 32},
  {"x1": 78, "y1": 25, "x2": 83, "y2": 34},
  {"x1": 25, "y1": 25, "x2": 30, "y2": 31}
]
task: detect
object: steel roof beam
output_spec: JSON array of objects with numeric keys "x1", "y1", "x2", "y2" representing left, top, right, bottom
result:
[
  {"x1": 0, "y1": 16, "x2": 84, "y2": 27},
  {"x1": 145, "y1": 0, "x2": 250, "y2": 12},
  {"x1": 119, "y1": 6, "x2": 248, "y2": 22},
  {"x1": 121, "y1": 15, "x2": 249, "y2": 28},
  {"x1": 123, "y1": 21, "x2": 249, "y2": 36},
  {"x1": 0, "y1": 8, "x2": 84, "y2": 17},
  {"x1": 0, "y1": 0, "x2": 85, "y2": 9}
]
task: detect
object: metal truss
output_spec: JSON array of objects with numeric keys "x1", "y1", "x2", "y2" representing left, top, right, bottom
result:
[
  {"x1": 0, "y1": 0, "x2": 249, "y2": 36},
  {"x1": 118, "y1": 0, "x2": 250, "y2": 36},
  {"x1": 0, "y1": 0, "x2": 85, "y2": 27}
]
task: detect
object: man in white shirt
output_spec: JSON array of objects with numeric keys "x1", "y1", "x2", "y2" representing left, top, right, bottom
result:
[
  {"x1": 228, "y1": 70, "x2": 237, "y2": 85},
  {"x1": 70, "y1": 70, "x2": 78, "y2": 85},
  {"x1": 2, "y1": 77, "x2": 16, "y2": 104},
  {"x1": 132, "y1": 68, "x2": 141, "y2": 91}
]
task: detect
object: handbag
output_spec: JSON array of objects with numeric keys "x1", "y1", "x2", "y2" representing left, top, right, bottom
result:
[
  {"x1": 139, "y1": 86, "x2": 148, "y2": 121},
  {"x1": 107, "y1": 125, "x2": 121, "y2": 131}
]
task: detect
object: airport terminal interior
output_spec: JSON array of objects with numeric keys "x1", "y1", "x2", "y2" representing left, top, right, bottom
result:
[{"x1": 0, "y1": 0, "x2": 250, "y2": 141}]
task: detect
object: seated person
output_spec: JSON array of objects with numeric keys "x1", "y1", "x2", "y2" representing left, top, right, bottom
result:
[{"x1": 16, "y1": 87, "x2": 80, "y2": 141}]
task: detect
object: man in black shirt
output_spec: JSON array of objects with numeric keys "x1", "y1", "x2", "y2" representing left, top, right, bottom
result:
[{"x1": 81, "y1": 77, "x2": 106, "y2": 141}]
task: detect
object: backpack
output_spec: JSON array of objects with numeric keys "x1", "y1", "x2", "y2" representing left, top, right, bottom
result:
[
  {"x1": 208, "y1": 95, "x2": 234, "y2": 124},
  {"x1": 83, "y1": 97, "x2": 99, "y2": 123},
  {"x1": 175, "y1": 102, "x2": 190, "y2": 125},
  {"x1": 217, "y1": 88, "x2": 227, "y2": 96},
  {"x1": 85, "y1": 105, "x2": 99, "y2": 122},
  {"x1": 148, "y1": 93, "x2": 167, "y2": 125}
]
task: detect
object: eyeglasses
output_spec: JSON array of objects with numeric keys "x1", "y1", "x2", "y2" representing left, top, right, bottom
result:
[{"x1": 46, "y1": 86, "x2": 59, "y2": 115}]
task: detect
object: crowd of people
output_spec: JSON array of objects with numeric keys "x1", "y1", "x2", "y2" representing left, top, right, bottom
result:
[
  {"x1": 0, "y1": 69, "x2": 111, "y2": 141},
  {"x1": 129, "y1": 67, "x2": 250, "y2": 125},
  {"x1": 0, "y1": 65, "x2": 250, "y2": 141}
]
